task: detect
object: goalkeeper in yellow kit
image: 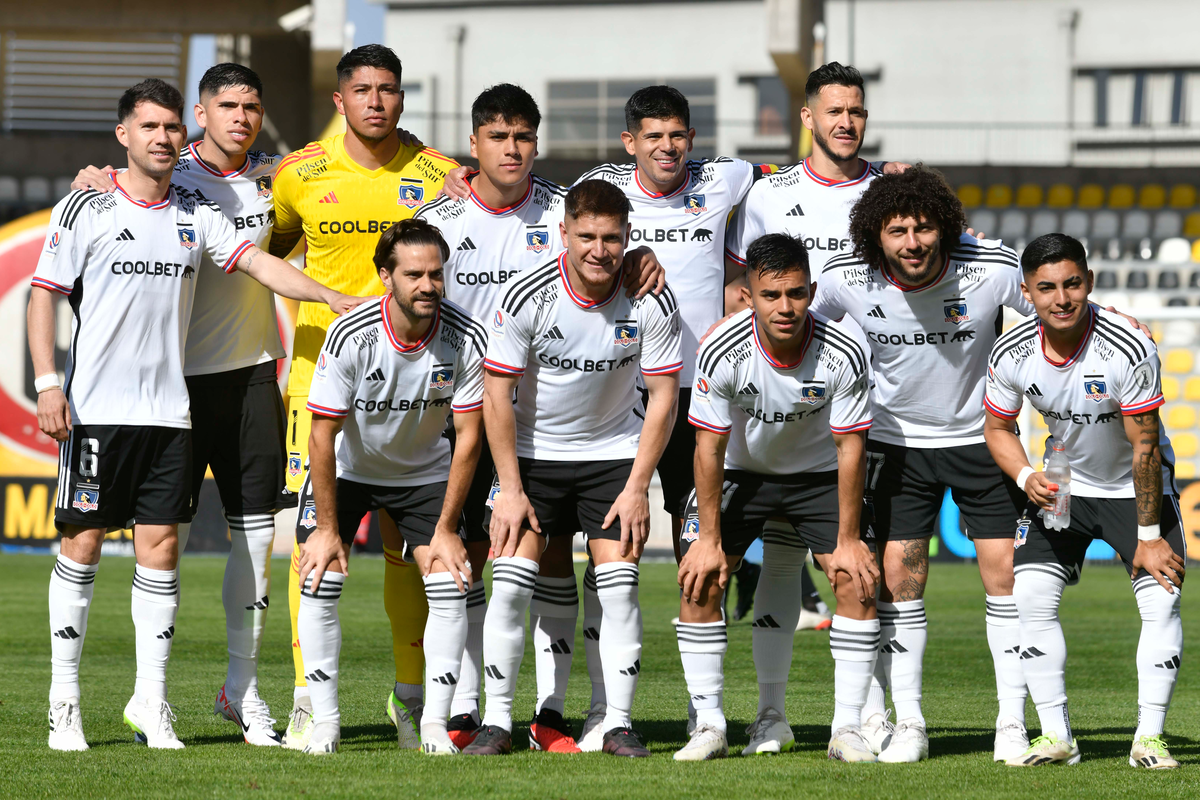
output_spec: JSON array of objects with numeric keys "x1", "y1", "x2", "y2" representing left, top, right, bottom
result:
[{"x1": 269, "y1": 44, "x2": 457, "y2": 750}]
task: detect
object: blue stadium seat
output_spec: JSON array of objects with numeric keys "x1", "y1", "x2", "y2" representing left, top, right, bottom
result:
[
  {"x1": 1030, "y1": 210, "x2": 1058, "y2": 239},
  {"x1": 1153, "y1": 210, "x2": 1182, "y2": 239},
  {"x1": 999, "y1": 210, "x2": 1028, "y2": 244},
  {"x1": 969, "y1": 209, "x2": 997, "y2": 237},
  {"x1": 0, "y1": 176, "x2": 18, "y2": 206},
  {"x1": 22, "y1": 176, "x2": 50, "y2": 205},
  {"x1": 1062, "y1": 210, "x2": 1090, "y2": 238}
]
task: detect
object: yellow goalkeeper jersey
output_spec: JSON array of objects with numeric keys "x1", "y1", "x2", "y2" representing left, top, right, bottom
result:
[{"x1": 272, "y1": 133, "x2": 458, "y2": 395}]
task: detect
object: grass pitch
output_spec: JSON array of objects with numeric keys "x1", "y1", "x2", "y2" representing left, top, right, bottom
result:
[{"x1": 1, "y1": 554, "x2": 1198, "y2": 799}]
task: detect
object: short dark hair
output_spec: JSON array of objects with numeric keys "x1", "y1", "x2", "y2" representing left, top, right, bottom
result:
[
  {"x1": 565, "y1": 180, "x2": 631, "y2": 224},
  {"x1": 805, "y1": 61, "x2": 865, "y2": 103},
  {"x1": 746, "y1": 234, "x2": 810, "y2": 281},
  {"x1": 624, "y1": 85, "x2": 690, "y2": 133},
  {"x1": 337, "y1": 44, "x2": 403, "y2": 86},
  {"x1": 472, "y1": 83, "x2": 541, "y2": 132},
  {"x1": 848, "y1": 165, "x2": 967, "y2": 270},
  {"x1": 198, "y1": 63, "x2": 263, "y2": 101},
  {"x1": 117, "y1": 78, "x2": 184, "y2": 123},
  {"x1": 1021, "y1": 233, "x2": 1089, "y2": 275},
  {"x1": 374, "y1": 218, "x2": 450, "y2": 274}
]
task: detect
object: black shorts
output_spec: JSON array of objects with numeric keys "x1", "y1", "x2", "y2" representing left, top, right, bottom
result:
[
  {"x1": 295, "y1": 475, "x2": 450, "y2": 555},
  {"x1": 450, "y1": 426, "x2": 492, "y2": 544},
  {"x1": 186, "y1": 361, "x2": 290, "y2": 517},
  {"x1": 655, "y1": 388, "x2": 695, "y2": 518},
  {"x1": 866, "y1": 439, "x2": 1025, "y2": 543},
  {"x1": 1013, "y1": 494, "x2": 1186, "y2": 584},
  {"x1": 54, "y1": 425, "x2": 192, "y2": 532},
  {"x1": 679, "y1": 470, "x2": 851, "y2": 559},
  {"x1": 482, "y1": 458, "x2": 634, "y2": 542}
]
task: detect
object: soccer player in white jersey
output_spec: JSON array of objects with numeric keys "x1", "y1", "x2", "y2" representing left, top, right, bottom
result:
[
  {"x1": 983, "y1": 234, "x2": 1185, "y2": 769},
  {"x1": 679, "y1": 234, "x2": 879, "y2": 762},
  {"x1": 295, "y1": 219, "x2": 486, "y2": 755},
  {"x1": 32, "y1": 79, "x2": 362, "y2": 753},
  {"x1": 463, "y1": 181, "x2": 682, "y2": 758}
]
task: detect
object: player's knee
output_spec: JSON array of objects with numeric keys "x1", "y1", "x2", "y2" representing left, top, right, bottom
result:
[
  {"x1": 1134, "y1": 581, "x2": 1180, "y2": 622},
  {"x1": 1013, "y1": 569, "x2": 1064, "y2": 620}
]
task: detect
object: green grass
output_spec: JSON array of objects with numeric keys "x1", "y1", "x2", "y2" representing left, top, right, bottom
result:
[{"x1": 1, "y1": 555, "x2": 1198, "y2": 798}]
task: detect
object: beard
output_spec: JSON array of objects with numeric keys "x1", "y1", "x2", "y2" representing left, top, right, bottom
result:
[
  {"x1": 812, "y1": 125, "x2": 862, "y2": 166},
  {"x1": 396, "y1": 291, "x2": 440, "y2": 320},
  {"x1": 883, "y1": 239, "x2": 943, "y2": 285}
]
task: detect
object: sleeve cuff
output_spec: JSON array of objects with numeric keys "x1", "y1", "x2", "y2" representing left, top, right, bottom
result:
[
  {"x1": 831, "y1": 420, "x2": 872, "y2": 434},
  {"x1": 688, "y1": 414, "x2": 731, "y2": 434},
  {"x1": 983, "y1": 395, "x2": 1020, "y2": 420},
  {"x1": 724, "y1": 247, "x2": 746, "y2": 266},
  {"x1": 306, "y1": 401, "x2": 348, "y2": 418},
  {"x1": 1121, "y1": 395, "x2": 1164, "y2": 415},
  {"x1": 483, "y1": 358, "x2": 524, "y2": 375},
  {"x1": 222, "y1": 240, "x2": 256, "y2": 273},
  {"x1": 30, "y1": 277, "x2": 72, "y2": 295},
  {"x1": 642, "y1": 361, "x2": 683, "y2": 376}
]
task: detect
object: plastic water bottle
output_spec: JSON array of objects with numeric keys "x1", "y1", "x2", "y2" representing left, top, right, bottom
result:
[{"x1": 1042, "y1": 439, "x2": 1071, "y2": 531}]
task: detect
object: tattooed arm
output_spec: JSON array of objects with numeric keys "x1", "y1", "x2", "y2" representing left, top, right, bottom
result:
[{"x1": 1124, "y1": 409, "x2": 1185, "y2": 592}]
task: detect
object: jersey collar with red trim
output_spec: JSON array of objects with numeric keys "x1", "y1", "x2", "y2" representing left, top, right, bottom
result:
[
  {"x1": 753, "y1": 313, "x2": 814, "y2": 370},
  {"x1": 634, "y1": 166, "x2": 689, "y2": 199},
  {"x1": 881, "y1": 251, "x2": 951, "y2": 293},
  {"x1": 467, "y1": 171, "x2": 533, "y2": 215},
  {"x1": 557, "y1": 252, "x2": 621, "y2": 309},
  {"x1": 113, "y1": 182, "x2": 171, "y2": 210},
  {"x1": 1038, "y1": 306, "x2": 1095, "y2": 369},
  {"x1": 802, "y1": 158, "x2": 871, "y2": 188},
  {"x1": 186, "y1": 142, "x2": 250, "y2": 178},
  {"x1": 381, "y1": 294, "x2": 439, "y2": 353}
]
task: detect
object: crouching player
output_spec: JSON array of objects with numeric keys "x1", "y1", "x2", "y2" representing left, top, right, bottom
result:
[
  {"x1": 295, "y1": 219, "x2": 486, "y2": 754},
  {"x1": 983, "y1": 233, "x2": 1185, "y2": 768},
  {"x1": 679, "y1": 233, "x2": 880, "y2": 762}
]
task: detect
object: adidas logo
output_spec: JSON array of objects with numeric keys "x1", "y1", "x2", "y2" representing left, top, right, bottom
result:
[
  {"x1": 1026, "y1": 384, "x2": 1044, "y2": 398},
  {"x1": 457, "y1": 237, "x2": 477, "y2": 252},
  {"x1": 544, "y1": 638, "x2": 572, "y2": 654},
  {"x1": 583, "y1": 627, "x2": 600, "y2": 641},
  {"x1": 115, "y1": 228, "x2": 135, "y2": 241},
  {"x1": 318, "y1": 192, "x2": 338, "y2": 204},
  {"x1": 1019, "y1": 646, "x2": 1046, "y2": 660},
  {"x1": 432, "y1": 671, "x2": 458, "y2": 686},
  {"x1": 543, "y1": 326, "x2": 565, "y2": 340},
  {"x1": 484, "y1": 665, "x2": 505, "y2": 680},
  {"x1": 245, "y1": 596, "x2": 269, "y2": 611},
  {"x1": 156, "y1": 625, "x2": 175, "y2": 641},
  {"x1": 619, "y1": 659, "x2": 641, "y2": 676},
  {"x1": 305, "y1": 669, "x2": 331, "y2": 682},
  {"x1": 881, "y1": 640, "x2": 909, "y2": 654},
  {"x1": 867, "y1": 305, "x2": 887, "y2": 319},
  {"x1": 752, "y1": 615, "x2": 781, "y2": 629},
  {"x1": 738, "y1": 382, "x2": 760, "y2": 396},
  {"x1": 53, "y1": 626, "x2": 81, "y2": 640},
  {"x1": 365, "y1": 367, "x2": 385, "y2": 381},
  {"x1": 1004, "y1": 646, "x2": 1020, "y2": 655},
  {"x1": 1155, "y1": 655, "x2": 1181, "y2": 670},
  {"x1": 785, "y1": 203, "x2": 804, "y2": 217}
]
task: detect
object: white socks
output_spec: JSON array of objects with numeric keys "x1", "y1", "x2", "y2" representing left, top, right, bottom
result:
[
  {"x1": 985, "y1": 593, "x2": 1027, "y2": 725},
  {"x1": 752, "y1": 538, "x2": 806, "y2": 716},
  {"x1": 595, "y1": 562, "x2": 642, "y2": 732},
  {"x1": 877, "y1": 599, "x2": 927, "y2": 725},
  {"x1": 1133, "y1": 575, "x2": 1182, "y2": 739},
  {"x1": 530, "y1": 575, "x2": 578, "y2": 716},
  {"x1": 829, "y1": 615, "x2": 880, "y2": 733},
  {"x1": 222, "y1": 513, "x2": 275, "y2": 702},
  {"x1": 422, "y1": 573, "x2": 468, "y2": 732},
  {"x1": 450, "y1": 582, "x2": 487, "y2": 720},
  {"x1": 582, "y1": 564, "x2": 607, "y2": 709},
  {"x1": 48, "y1": 555, "x2": 98, "y2": 703},
  {"x1": 1013, "y1": 565, "x2": 1071, "y2": 741},
  {"x1": 131, "y1": 564, "x2": 179, "y2": 704},
  {"x1": 481, "y1": 557, "x2": 538, "y2": 732},
  {"x1": 297, "y1": 571, "x2": 345, "y2": 727},
  {"x1": 676, "y1": 620, "x2": 727, "y2": 732}
]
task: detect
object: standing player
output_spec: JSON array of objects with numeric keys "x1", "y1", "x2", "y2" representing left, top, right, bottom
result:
[
  {"x1": 463, "y1": 181, "x2": 682, "y2": 758},
  {"x1": 33, "y1": 79, "x2": 360, "y2": 752},
  {"x1": 269, "y1": 44, "x2": 459, "y2": 749},
  {"x1": 295, "y1": 219, "x2": 485, "y2": 756},
  {"x1": 678, "y1": 234, "x2": 879, "y2": 762},
  {"x1": 415, "y1": 83, "x2": 665, "y2": 751},
  {"x1": 984, "y1": 234, "x2": 1184, "y2": 769}
]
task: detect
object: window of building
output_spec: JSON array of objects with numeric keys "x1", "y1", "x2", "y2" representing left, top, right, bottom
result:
[{"x1": 738, "y1": 75, "x2": 790, "y2": 136}]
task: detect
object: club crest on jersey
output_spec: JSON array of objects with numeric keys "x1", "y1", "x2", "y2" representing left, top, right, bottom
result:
[
  {"x1": 943, "y1": 300, "x2": 969, "y2": 324},
  {"x1": 177, "y1": 228, "x2": 198, "y2": 249},
  {"x1": 799, "y1": 384, "x2": 827, "y2": 404},
  {"x1": 614, "y1": 323, "x2": 638, "y2": 347},
  {"x1": 288, "y1": 452, "x2": 303, "y2": 479},
  {"x1": 397, "y1": 179, "x2": 425, "y2": 208},
  {"x1": 526, "y1": 230, "x2": 550, "y2": 252},
  {"x1": 47, "y1": 231, "x2": 61, "y2": 252},
  {"x1": 255, "y1": 176, "x2": 272, "y2": 197},
  {"x1": 1084, "y1": 376, "x2": 1109, "y2": 403},
  {"x1": 300, "y1": 503, "x2": 317, "y2": 529},
  {"x1": 682, "y1": 516, "x2": 700, "y2": 543},
  {"x1": 486, "y1": 479, "x2": 501, "y2": 509},
  {"x1": 71, "y1": 484, "x2": 100, "y2": 513},
  {"x1": 429, "y1": 366, "x2": 455, "y2": 390},
  {"x1": 683, "y1": 194, "x2": 707, "y2": 214}
]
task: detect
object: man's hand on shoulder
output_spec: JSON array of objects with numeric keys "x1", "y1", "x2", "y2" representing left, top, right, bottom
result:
[{"x1": 71, "y1": 166, "x2": 117, "y2": 193}]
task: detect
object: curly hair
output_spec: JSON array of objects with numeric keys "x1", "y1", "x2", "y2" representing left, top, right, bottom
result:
[{"x1": 848, "y1": 165, "x2": 966, "y2": 269}]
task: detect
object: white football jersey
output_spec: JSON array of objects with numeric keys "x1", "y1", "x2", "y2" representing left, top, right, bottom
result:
[
  {"x1": 174, "y1": 144, "x2": 284, "y2": 376},
  {"x1": 811, "y1": 234, "x2": 1034, "y2": 448},
  {"x1": 416, "y1": 172, "x2": 567, "y2": 321},
  {"x1": 725, "y1": 158, "x2": 881, "y2": 274},
  {"x1": 689, "y1": 310, "x2": 872, "y2": 475},
  {"x1": 578, "y1": 158, "x2": 756, "y2": 383},
  {"x1": 33, "y1": 185, "x2": 253, "y2": 428},
  {"x1": 306, "y1": 296, "x2": 486, "y2": 486},
  {"x1": 485, "y1": 253, "x2": 684, "y2": 460},
  {"x1": 985, "y1": 308, "x2": 1176, "y2": 498}
]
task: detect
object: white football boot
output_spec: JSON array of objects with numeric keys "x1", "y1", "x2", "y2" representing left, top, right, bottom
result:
[
  {"x1": 48, "y1": 699, "x2": 89, "y2": 752},
  {"x1": 1006, "y1": 733, "x2": 1080, "y2": 766},
  {"x1": 302, "y1": 721, "x2": 340, "y2": 755},
  {"x1": 420, "y1": 725, "x2": 461, "y2": 756},
  {"x1": 827, "y1": 726, "x2": 878, "y2": 762},
  {"x1": 673, "y1": 724, "x2": 729, "y2": 761},
  {"x1": 742, "y1": 708, "x2": 795, "y2": 755},
  {"x1": 796, "y1": 607, "x2": 833, "y2": 631},
  {"x1": 1129, "y1": 735, "x2": 1177, "y2": 769},
  {"x1": 386, "y1": 691, "x2": 422, "y2": 750},
  {"x1": 577, "y1": 702, "x2": 608, "y2": 752},
  {"x1": 877, "y1": 718, "x2": 928, "y2": 763},
  {"x1": 993, "y1": 716, "x2": 1029, "y2": 762},
  {"x1": 215, "y1": 685, "x2": 282, "y2": 746},
  {"x1": 282, "y1": 696, "x2": 313, "y2": 750},
  {"x1": 860, "y1": 710, "x2": 895, "y2": 755},
  {"x1": 123, "y1": 696, "x2": 185, "y2": 749}
]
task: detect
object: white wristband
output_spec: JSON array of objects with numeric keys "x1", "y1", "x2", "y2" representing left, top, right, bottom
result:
[
  {"x1": 1016, "y1": 466, "x2": 1035, "y2": 491},
  {"x1": 34, "y1": 373, "x2": 61, "y2": 393},
  {"x1": 1137, "y1": 524, "x2": 1161, "y2": 542}
]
